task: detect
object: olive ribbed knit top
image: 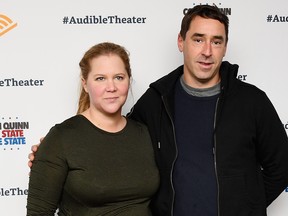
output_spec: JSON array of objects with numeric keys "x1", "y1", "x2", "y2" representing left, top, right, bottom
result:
[{"x1": 27, "y1": 115, "x2": 159, "y2": 216}]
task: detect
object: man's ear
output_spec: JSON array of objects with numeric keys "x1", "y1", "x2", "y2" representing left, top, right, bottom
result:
[
  {"x1": 223, "y1": 44, "x2": 227, "y2": 57},
  {"x1": 177, "y1": 33, "x2": 184, "y2": 52}
]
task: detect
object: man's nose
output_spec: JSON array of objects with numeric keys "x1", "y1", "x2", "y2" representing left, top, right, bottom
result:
[{"x1": 202, "y1": 42, "x2": 212, "y2": 56}]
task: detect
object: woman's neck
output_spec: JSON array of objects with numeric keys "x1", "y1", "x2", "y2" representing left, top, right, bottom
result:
[{"x1": 81, "y1": 108, "x2": 126, "y2": 133}]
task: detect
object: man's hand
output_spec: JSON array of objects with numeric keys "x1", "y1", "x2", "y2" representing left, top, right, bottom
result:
[
  {"x1": 28, "y1": 144, "x2": 39, "y2": 168},
  {"x1": 28, "y1": 137, "x2": 44, "y2": 169}
]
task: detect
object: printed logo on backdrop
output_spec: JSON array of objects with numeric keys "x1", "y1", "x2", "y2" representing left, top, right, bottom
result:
[
  {"x1": 284, "y1": 121, "x2": 288, "y2": 148},
  {"x1": 267, "y1": 14, "x2": 288, "y2": 23},
  {"x1": 183, "y1": 3, "x2": 231, "y2": 16},
  {"x1": 0, "y1": 78, "x2": 44, "y2": 87},
  {"x1": 0, "y1": 14, "x2": 17, "y2": 37},
  {"x1": 284, "y1": 122, "x2": 288, "y2": 131},
  {"x1": 62, "y1": 14, "x2": 147, "y2": 25},
  {"x1": 237, "y1": 74, "x2": 247, "y2": 81},
  {"x1": 0, "y1": 117, "x2": 29, "y2": 150},
  {"x1": 0, "y1": 187, "x2": 28, "y2": 197}
]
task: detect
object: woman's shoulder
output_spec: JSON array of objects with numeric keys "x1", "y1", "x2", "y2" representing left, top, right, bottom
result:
[
  {"x1": 45, "y1": 115, "x2": 86, "y2": 138},
  {"x1": 54, "y1": 115, "x2": 84, "y2": 129}
]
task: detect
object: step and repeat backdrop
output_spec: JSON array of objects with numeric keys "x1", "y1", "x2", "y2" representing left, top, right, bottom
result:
[{"x1": 1, "y1": 0, "x2": 288, "y2": 215}]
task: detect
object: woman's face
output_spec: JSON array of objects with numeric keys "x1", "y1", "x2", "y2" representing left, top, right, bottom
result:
[{"x1": 82, "y1": 54, "x2": 130, "y2": 116}]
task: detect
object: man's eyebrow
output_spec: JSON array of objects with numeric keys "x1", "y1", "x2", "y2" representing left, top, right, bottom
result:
[
  {"x1": 192, "y1": 33, "x2": 205, "y2": 37},
  {"x1": 191, "y1": 33, "x2": 224, "y2": 41},
  {"x1": 213, "y1": 35, "x2": 224, "y2": 41}
]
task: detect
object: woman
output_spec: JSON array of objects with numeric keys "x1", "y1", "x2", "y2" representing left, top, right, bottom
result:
[{"x1": 26, "y1": 42, "x2": 159, "y2": 215}]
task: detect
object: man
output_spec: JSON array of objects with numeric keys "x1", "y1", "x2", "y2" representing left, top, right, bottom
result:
[
  {"x1": 127, "y1": 5, "x2": 288, "y2": 216},
  {"x1": 29, "y1": 5, "x2": 288, "y2": 216}
]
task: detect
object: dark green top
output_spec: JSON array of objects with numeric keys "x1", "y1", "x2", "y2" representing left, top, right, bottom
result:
[{"x1": 27, "y1": 115, "x2": 159, "y2": 216}]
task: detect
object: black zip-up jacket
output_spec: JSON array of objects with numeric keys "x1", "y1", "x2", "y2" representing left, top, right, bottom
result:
[{"x1": 128, "y1": 61, "x2": 288, "y2": 216}]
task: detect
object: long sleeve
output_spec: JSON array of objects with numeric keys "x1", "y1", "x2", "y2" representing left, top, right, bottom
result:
[
  {"x1": 256, "y1": 93, "x2": 288, "y2": 205},
  {"x1": 26, "y1": 126, "x2": 68, "y2": 215}
]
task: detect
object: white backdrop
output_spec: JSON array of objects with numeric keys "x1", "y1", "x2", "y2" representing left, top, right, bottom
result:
[{"x1": 1, "y1": 0, "x2": 288, "y2": 215}]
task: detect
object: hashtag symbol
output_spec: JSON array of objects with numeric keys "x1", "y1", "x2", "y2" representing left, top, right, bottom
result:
[
  {"x1": 266, "y1": 15, "x2": 272, "y2": 22},
  {"x1": 63, "y1": 16, "x2": 69, "y2": 24}
]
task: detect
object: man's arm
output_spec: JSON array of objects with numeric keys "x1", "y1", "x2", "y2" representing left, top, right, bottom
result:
[{"x1": 256, "y1": 93, "x2": 288, "y2": 205}]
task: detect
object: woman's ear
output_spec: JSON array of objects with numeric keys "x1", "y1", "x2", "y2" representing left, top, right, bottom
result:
[{"x1": 81, "y1": 77, "x2": 88, "y2": 93}]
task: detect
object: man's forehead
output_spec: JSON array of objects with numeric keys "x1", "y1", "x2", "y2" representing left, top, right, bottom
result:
[{"x1": 188, "y1": 17, "x2": 226, "y2": 35}]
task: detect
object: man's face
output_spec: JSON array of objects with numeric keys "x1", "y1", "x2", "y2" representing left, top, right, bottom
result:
[{"x1": 178, "y1": 16, "x2": 227, "y2": 88}]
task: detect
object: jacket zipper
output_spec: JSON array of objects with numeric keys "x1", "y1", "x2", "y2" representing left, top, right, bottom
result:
[
  {"x1": 162, "y1": 92, "x2": 221, "y2": 216},
  {"x1": 162, "y1": 96, "x2": 177, "y2": 216},
  {"x1": 214, "y1": 97, "x2": 220, "y2": 216}
]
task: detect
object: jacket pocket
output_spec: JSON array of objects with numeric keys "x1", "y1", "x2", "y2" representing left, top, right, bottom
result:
[{"x1": 218, "y1": 174, "x2": 266, "y2": 216}]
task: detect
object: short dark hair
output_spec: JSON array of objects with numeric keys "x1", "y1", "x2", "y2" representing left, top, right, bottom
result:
[{"x1": 180, "y1": 5, "x2": 229, "y2": 44}]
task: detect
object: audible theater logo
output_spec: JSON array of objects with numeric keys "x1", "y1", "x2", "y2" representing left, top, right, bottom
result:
[
  {"x1": 0, "y1": 187, "x2": 28, "y2": 197},
  {"x1": 0, "y1": 117, "x2": 29, "y2": 150},
  {"x1": 267, "y1": 14, "x2": 288, "y2": 23},
  {"x1": 62, "y1": 15, "x2": 147, "y2": 25},
  {"x1": 0, "y1": 14, "x2": 17, "y2": 37}
]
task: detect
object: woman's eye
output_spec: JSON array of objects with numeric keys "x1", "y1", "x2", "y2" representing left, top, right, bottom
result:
[{"x1": 95, "y1": 77, "x2": 104, "y2": 81}]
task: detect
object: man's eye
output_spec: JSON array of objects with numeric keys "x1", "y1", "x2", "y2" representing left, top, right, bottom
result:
[
  {"x1": 194, "y1": 39, "x2": 202, "y2": 43},
  {"x1": 213, "y1": 41, "x2": 221, "y2": 45},
  {"x1": 212, "y1": 40, "x2": 224, "y2": 46}
]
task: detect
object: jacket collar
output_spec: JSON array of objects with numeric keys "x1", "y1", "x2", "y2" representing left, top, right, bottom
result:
[
  {"x1": 219, "y1": 61, "x2": 239, "y2": 94},
  {"x1": 150, "y1": 61, "x2": 239, "y2": 96}
]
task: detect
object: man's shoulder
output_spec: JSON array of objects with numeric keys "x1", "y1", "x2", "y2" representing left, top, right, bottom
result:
[
  {"x1": 237, "y1": 79, "x2": 265, "y2": 95},
  {"x1": 147, "y1": 65, "x2": 183, "y2": 97}
]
